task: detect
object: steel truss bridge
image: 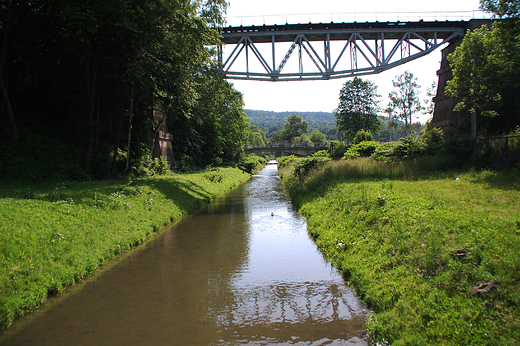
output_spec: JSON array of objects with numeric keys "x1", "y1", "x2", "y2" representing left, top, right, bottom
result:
[{"x1": 219, "y1": 19, "x2": 488, "y2": 81}]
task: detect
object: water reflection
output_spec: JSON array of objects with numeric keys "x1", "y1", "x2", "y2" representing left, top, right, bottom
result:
[{"x1": 0, "y1": 162, "x2": 369, "y2": 345}]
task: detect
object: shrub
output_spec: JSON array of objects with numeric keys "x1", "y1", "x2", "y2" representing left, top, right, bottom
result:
[
  {"x1": 238, "y1": 154, "x2": 268, "y2": 174},
  {"x1": 131, "y1": 155, "x2": 171, "y2": 177},
  {"x1": 277, "y1": 155, "x2": 298, "y2": 169},
  {"x1": 353, "y1": 130, "x2": 374, "y2": 144},
  {"x1": 328, "y1": 142, "x2": 348, "y2": 159},
  {"x1": 422, "y1": 127, "x2": 444, "y2": 154},
  {"x1": 204, "y1": 165, "x2": 224, "y2": 182},
  {"x1": 344, "y1": 141, "x2": 380, "y2": 159},
  {"x1": 150, "y1": 156, "x2": 170, "y2": 175},
  {"x1": 393, "y1": 135, "x2": 427, "y2": 158},
  {"x1": 293, "y1": 156, "x2": 331, "y2": 181},
  {"x1": 371, "y1": 142, "x2": 401, "y2": 161}
]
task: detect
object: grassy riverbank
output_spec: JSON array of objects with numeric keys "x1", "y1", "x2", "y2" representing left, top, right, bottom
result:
[
  {"x1": 0, "y1": 167, "x2": 250, "y2": 329},
  {"x1": 280, "y1": 158, "x2": 520, "y2": 345}
]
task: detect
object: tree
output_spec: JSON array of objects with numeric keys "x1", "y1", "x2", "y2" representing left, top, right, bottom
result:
[
  {"x1": 309, "y1": 129, "x2": 327, "y2": 142},
  {"x1": 445, "y1": 21, "x2": 519, "y2": 135},
  {"x1": 387, "y1": 71, "x2": 421, "y2": 133},
  {"x1": 423, "y1": 82, "x2": 437, "y2": 122},
  {"x1": 273, "y1": 114, "x2": 309, "y2": 142},
  {"x1": 0, "y1": 0, "x2": 231, "y2": 179},
  {"x1": 480, "y1": 0, "x2": 520, "y2": 17},
  {"x1": 334, "y1": 77, "x2": 381, "y2": 142},
  {"x1": 246, "y1": 125, "x2": 267, "y2": 146}
]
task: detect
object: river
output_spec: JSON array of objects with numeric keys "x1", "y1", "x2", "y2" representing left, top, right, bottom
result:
[{"x1": 0, "y1": 161, "x2": 370, "y2": 345}]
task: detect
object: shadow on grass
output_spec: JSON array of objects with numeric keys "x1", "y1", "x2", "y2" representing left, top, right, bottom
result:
[
  {"x1": 0, "y1": 175, "x2": 219, "y2": 214},
  {"x1": 465, "y1": 169, "x2": 520, "y2": 191}
]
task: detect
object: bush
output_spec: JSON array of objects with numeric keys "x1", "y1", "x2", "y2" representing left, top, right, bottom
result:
[
  {"x1": 393, "y1": 134, "x2": 427, "y2": 158},
  {"x1": 293, "y1": 156, "x2": 331, "y2": 180},
  {"x1": 422, "y1": 127, "x2": 445, "y2": 154},
  {"x1": 131, "y1": 155, "x2": 171, "y2": 177},
  {"x1": 150, "y1": 156, "x2": 170, "y2": 175},
  {"x1": 238, "y1": 154, "x2": 268, "y2": 174},
  {"x1": 353, "y1": 130, "x2": 374, "y2": 144},
  {"x1": 344, "y1": 141, "x2": 380, "y2": 159},
  {"x1": 204, "y1": 165, "x2": 224, "y2": 182},
  {"x1": 328, "y1": 142, "x2": 348, "y2": 159},
  {"x1": 277, "y1": 155, "x2": 299, "y2": 169},
  {"x1": 371, "y1": 142, "x2": 401, "y2": 161}
]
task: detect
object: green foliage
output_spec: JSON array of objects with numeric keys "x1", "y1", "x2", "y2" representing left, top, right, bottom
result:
[
  {"x1": 246, "y1": 125, "x2": 267, "y2": 146},
  {"x1": 281, "y1": 159, "x2": 520, "y2": 345},
  {"x1": 292, "y1": 134, "x2": 311, "y2": 144},
  {"x1": 272, "y1": 114, "x2": 309, "y2": 142},
  {"x1": 309, "y1": 130, "x2": 327, "y2": 143},
  {"x1": 446, "y1": 20, "x2": 520, "y2": 135},
  {"x1": 238, "y1": 154, "x2": 268, "y2": 174},
  {"x1": 204, "y1": 165, "x2": 224, "y2": 182},
  {"x1": 277, "y1": 155, "x2": 299, "y2": 169},
  {"x1": 328, "y1": 142, "x2": 348, "y2": 159},
  {"x1": 0, "y1": 0, "x2": 237, "y2": 180},
  {"x1": 344, "y1": 141, "x2": 380, "y2": 159},
  {"x1": 245, "y1": 109, "x2": 336, "y2": 139},
  {"x1": 387, "y1": 71, "x2": 422, "y2": 132},
  {"x1": 421, "y1": 127, "x2": 445, "y2": 153},
  {"x1": 353, "y1": 130, "x2": 374, "y2": 144},
  {"x1": 335, "y1": 77, "x2": 382, "y2": 142},
  {"x1": 480, "y1": 0, "x2": 520, "y2": 17},
  {"x1": 371, "y1": 142, "x2": 402, "y2": 161},
  {"x1": 0, "y1": 167, "x2": 250, "y2": 328},
  {"x1": 392, "y1": 135, "x2": 428, "y2": 158},
  {"x1": 131, "y1": 156, "x2": 172, "y2": 178},
  {"x1": 293, "y1": 156, "x2": 331, "y2": 181}
]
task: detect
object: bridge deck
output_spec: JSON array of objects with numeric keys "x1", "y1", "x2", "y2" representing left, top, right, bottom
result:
[
  {"x1": 219, "y1": 19, "x2": 491, "y2": 81},
  {"x1": 221, "y1": 20, "x2": 473, "y2": 44}
]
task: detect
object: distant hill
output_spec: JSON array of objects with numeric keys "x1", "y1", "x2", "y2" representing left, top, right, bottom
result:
[
  {"x1": 245, "y1": 109, "x2": 336, "y2": 138},
  {"x1": 244, "y1": 109, "x2": 408, "y2": 141}
]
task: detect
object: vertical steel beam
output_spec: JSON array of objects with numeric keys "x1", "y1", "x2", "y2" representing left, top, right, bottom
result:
[{"x1": 272, "y1": 35, "x2": 276, "y2": 72}]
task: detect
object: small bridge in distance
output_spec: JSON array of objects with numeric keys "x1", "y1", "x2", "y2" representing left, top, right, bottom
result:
[{"x1": 244, "y1": 143, "x2": 329, "y2": 156}]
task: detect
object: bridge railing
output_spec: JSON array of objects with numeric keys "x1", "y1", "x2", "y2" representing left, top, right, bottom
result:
[
  {"x1": 244, "y1": 142, "x2": 329, "y2": 149},
  {"x1": 225, "y1": 10, "x2": 492, "y2": 27}
]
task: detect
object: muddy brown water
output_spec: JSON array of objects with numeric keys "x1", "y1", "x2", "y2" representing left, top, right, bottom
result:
[{"x1": 0, "y1": 162, "x2": 370, "y2": 345}]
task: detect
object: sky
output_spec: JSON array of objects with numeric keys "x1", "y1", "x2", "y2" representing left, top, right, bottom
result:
[{"x1": 224, "y1": 0, "x2": 486, "y2": 123}]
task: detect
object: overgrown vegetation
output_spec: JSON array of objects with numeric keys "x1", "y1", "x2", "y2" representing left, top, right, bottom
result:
[
  {"x1": 0, "y1": 167, "x2": 250, "y2": 329},
  {"x1": 279, "y1": 156, "x2": 520, "y2": 345},
  {"x1": 238, "y1": 154, "x2": 269, "y2": 174},
  {"x1": 278, "y1": 126, "x2": 520, "y2": 344}
]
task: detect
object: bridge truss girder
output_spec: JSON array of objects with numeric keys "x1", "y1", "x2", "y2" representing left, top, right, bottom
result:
[{"x1": 219, "y1": 21, "x2": 466, "y2": 81}]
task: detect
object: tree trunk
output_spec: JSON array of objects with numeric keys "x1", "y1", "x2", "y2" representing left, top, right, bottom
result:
[
  {"x1": 123, "y1": 96, "x2": 134, "y2": 175},
  {"x1": 84, "y1": 46, "x2": 102, "y2": 172}
]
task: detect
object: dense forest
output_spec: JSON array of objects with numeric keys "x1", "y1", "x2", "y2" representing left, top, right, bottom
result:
[
  {"x1": 0, "y1": 0, "x2": 247, "y2": 180},
  {"x1": 245, "y1": 109, "x2": 337, "y2": 139},
  {"x1": 245, "y1": 109, "x2": 407, "y2": 142}
]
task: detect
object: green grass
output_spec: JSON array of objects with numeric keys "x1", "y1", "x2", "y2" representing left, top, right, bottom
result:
[
  {"x1": 0, "y1": 167, "x2": 250, "y2": 328},
  {"x1": 280, "y1": 158, "x2": 520, "y2": 345}
]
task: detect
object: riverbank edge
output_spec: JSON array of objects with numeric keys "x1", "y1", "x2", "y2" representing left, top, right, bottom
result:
[
  {"x1": 0, "y1": 167, "x2": 251, "y2": 329},
  {"x1": 278, "y1": 159, "x2": 520, "y2": 345}
]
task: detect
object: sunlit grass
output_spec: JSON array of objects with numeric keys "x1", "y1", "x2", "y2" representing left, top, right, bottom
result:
[
  {"x1": 0, "y1": 167, "x2": 250, "y2": 328},
  {"x1": 281, "y1": 158, "x2": 520, "y2": 345}
]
